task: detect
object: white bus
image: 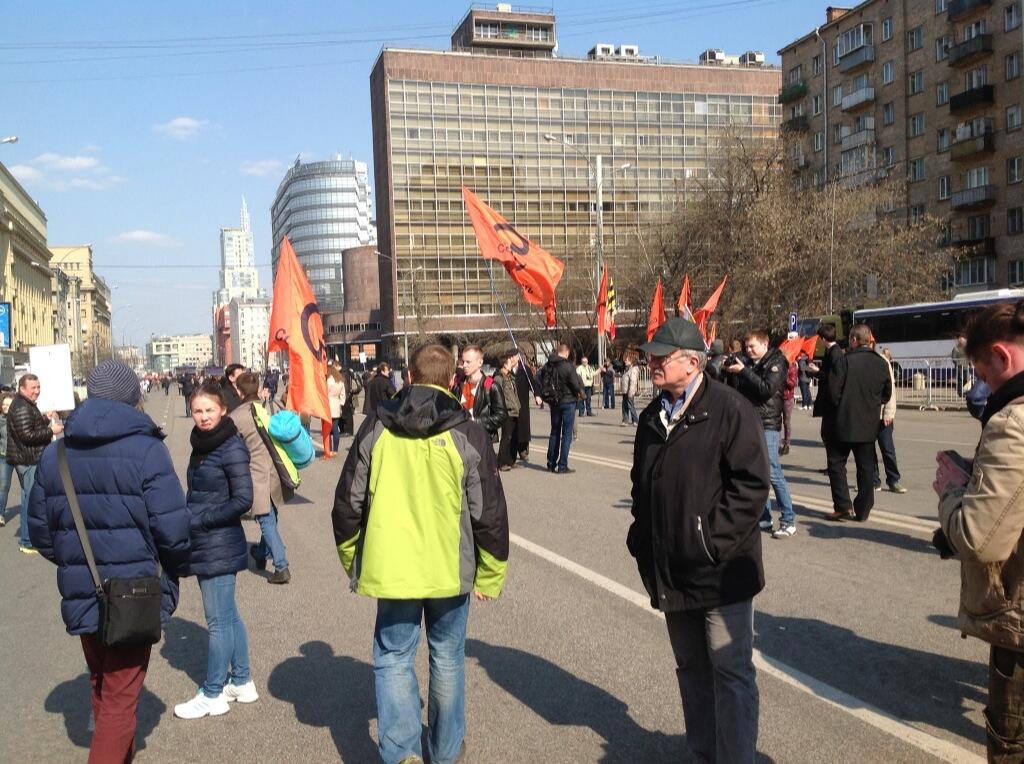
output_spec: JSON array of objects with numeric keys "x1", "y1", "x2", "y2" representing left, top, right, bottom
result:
[{"x1": 854, "y1": 289, "x2": 1024, "y2": 362}]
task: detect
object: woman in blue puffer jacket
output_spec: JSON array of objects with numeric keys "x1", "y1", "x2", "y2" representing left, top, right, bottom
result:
[{"x1": 173, "y1": 382, "x2": 256, "y2": 721}]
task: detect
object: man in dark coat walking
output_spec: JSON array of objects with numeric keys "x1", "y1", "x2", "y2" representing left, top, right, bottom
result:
[
  {"x1": 514, "y1": 356, "x2": 533, "y2": 460},
  {"x1": 823, "y1": 324, "x2": 892, "y2": 522},
  {"x1": 627, "y1": 318, "x2": 769, "y2": 764},
  {"x1": 364, "y1": 363, "x2": 396, "y2": 415}
]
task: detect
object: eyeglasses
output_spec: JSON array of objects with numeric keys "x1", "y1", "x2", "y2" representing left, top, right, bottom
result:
[{"x1": 648, "y1": 352, "x2": 688, "y2": 367}]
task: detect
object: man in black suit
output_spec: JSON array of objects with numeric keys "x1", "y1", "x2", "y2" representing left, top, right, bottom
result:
[{"x1": 823, "y1": 324, "x2": 892, "y2": 522}]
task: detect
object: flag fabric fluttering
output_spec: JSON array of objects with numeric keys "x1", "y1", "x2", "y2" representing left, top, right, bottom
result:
[
  {"x1": 802, "y1": 335, "x2": 819, "y2": 358},
  {"x1": 596, "y1": 265, "x2": 617, "y2": 340},
  {"x1": 676, "y1": 274, "x2": 691, "y2": 317},
  {"x1": 691, "y1": 275, "x2": 728, "y2": 341},
  {"x1": 646, "y1": 278, "x2": 667, "y2": 342},
  {"x1": 267, "y1": 236, "x2": 331, "y2": 421},
  {"x1": 778, "y1": 336, "x2": 804, "y2": 364},
  {"x1": 462, "y1": 186, "x2": 564, "y2": 327},
  {"x1": 708, "y1": 320, "x2": 717, "y2": 344}
]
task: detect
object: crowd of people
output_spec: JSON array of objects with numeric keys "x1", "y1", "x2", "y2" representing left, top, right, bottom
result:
[{"x1": 9, "y1": 301, "x2": 1024, "y2": 763}]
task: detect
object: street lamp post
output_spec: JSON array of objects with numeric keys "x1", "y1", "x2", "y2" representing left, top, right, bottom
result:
[{"x1": 543, "y1": 134, "x2": 630, "y2": 369}]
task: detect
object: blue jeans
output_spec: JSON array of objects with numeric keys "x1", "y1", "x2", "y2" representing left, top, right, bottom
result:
[
  {"x1": 760, "y1": 430, "x2": 795, "y2": 526},
  {"x1": 603, "y1": 383, "x2": 616, "y2": 409},
  {"x1": 197, "y1": 573, "x2": 251, "y2": 698},
  {"x1": 0, "y1": 460, "x2": 14, "y2": 515},
  {"x1": 255, "y1": 506, "x2": 289, "y2": 571},
  {"x1": 577, "y1": 386, "x2": 593, "y2": 415},
  {"x1": 621, "y1": 395, "x2": 638, "y2": 424},
  {"x1": 15, "y1": 464, "x2": 36, "y2": 548},
  {"x1": 546, "y1": 402, "x2": 577, "y2": 470},
  {"x1": 374, "y1": 595, "x2": 470, "y2": 764},
  {"x1": 872, "y1": 422, "x2": 901, "y2": 487}
]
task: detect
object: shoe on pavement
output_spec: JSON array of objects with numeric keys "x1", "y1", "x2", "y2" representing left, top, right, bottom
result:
[
  {"x1": 824, "y1": 510, "x2": 855, "y2": 522},
  {"x1": 174, "y1": 691, "x2": 230, "y2": 719},
  {"x1": 268, "y1": 568, "x2": 291, "y2": 585},
  {"x1": 19, "y1": 545, "x2": 39, "y2": 555},
  {"x1": 398, "y1": 757, "x2": 423, "y2": 764},
  {"x1": 887, "y1": 482, "x2": 908, "y2": 494},
  {"x1": 758, "y1": 520, "x2": 773, "y2": 531},
  {"x1": 249, "y1": 544, "x2": 267, "y2": 572},
  {"x1": 873, "y1": 484, "x2": 882, "y2": 491},
  {"x1": 772, "y1": 524, "x2": 797, "y2": 539},
  {"x1": 223, "y1": 681, "x2": 259, "y2": 704},
  {"x1": 0, "y1": 515, "x2": 5, "y2": 527},
  {"x1": 555, "y1": 467, "x2": 575, "y2": 474}
]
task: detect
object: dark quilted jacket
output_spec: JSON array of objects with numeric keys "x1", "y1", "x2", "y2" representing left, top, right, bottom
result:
[
  {"x1": 7, "y1": 393, "x2": 53, "y2": 466},
  {"x1": 28, "y1": 398, "x2": 191, "y2": 635},
  {"x1": 186, "y1": 434, "x2": 252, "y2": 578}
]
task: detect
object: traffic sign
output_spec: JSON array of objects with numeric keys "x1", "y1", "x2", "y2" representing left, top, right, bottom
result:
[{"x1": 788, "y1": 311, "x2": 798, "y2": 334}]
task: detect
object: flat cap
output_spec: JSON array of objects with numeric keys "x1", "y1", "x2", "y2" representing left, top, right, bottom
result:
[{"x1": 639, "y1": 317, "x2": 708, "y2": 356}]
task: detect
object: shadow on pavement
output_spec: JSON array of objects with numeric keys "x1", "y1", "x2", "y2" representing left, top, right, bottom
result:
[
  {"x1": 44, "y1": 672, "x2": 165, "y2": 752},
  {"x1": 928, "y1": 614, "x2": 960, "y2": 630},
  {"x1": 267, "y1": 640, "x2": 378, "y2": 762},
  {"x1": 802, "y1": 518, "x2": 937, "y2": 556},
  {"x1": 755, "y1": 612, "x2": 986, "y2": 744},
  {"x1": 161, "y1": 617, "x2": 209, "y2": 687}
]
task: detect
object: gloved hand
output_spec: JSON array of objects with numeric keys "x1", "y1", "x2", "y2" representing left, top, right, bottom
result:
[{"x1": 932, "y1": 527, "x2": 955, "y2": 560}]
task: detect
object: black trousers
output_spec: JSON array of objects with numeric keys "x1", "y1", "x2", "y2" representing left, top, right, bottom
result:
[
  {"x1": 823, "y1": 421, "x2": 877, "y2": 520},
  {"x1": 988, "y1": 645, "x2": 1024, "y2": 762},
  {"x1": 498, "y1": 416, "x2": 518, "y2": 468}
]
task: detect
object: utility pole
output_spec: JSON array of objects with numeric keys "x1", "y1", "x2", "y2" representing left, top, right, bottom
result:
[{"x1": 595, "y1": 155, "x2": 605, "y2": 369}]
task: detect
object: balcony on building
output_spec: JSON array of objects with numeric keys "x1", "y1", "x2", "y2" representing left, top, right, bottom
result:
[
  {"x1": 781, "y1": 114, "x2": 810, "y2": 133},
  {"x1": 841, "y1": 86, "x2": 875, "y2": 112},
  {"x1": 838, "y1": 44, "x2": 874, "y2": 73},
  {"x1": 950, "y1": 130, "x2": 995, "y2": 161},
  {"x1": 951, "y1": 232, "x2": 997, "y2": 256},
  {"x1": 949, "y1": 84, "x2": 995, "y2": 115},
  {"x1": 840, "y1": 120, "x2": 875, "y2": 151},
  {"x1": 948, "y1": 0, "x2": 993, "y2": 23},
  {"x1": 951, "y1": 184, "x2": 997, "y2": 210},
  {"x1": 778, "y1": 81, "x2": 808, "y2": 104},
  {"x1": 948, "y1": 34, "x2": 993, "y2": 67}
]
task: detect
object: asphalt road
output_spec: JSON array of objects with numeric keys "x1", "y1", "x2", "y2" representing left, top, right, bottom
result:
[{"x1": 0, "y1": 390, "x2": 989, "y2": 762}]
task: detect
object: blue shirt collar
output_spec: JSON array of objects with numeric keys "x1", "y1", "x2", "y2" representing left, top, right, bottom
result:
[{"x1": 659, "y1": 374, "x2": 701, "y2": 420}]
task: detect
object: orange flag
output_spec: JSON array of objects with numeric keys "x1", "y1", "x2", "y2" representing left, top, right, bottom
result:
[
  {"x1": 698, "y1": 275, "x2": 728, "y2": 315},
  {"x1": 646, "y1": 278, "x2": 667, "y2": 342},
  {"x1": 708, "y1": 320, "x2": 718, "y2": 343},
  {"x1": 596, "y1": 265, "x2": 616, "y2": 340},
  {"x1": 802, "y1": 335, "x2": 819, "y2": 358},
  {"x1": 462, "y1": 187, "x2": 564, "y2": 327},
  {"x1": 779, "y1": 336, "x2": 804, "y2": 364},
  {"x1": 267, "y1": 237, "x2": 331, "y2": 421},
  {"x1": 676, "y1": 274, "x2": 691, "y2": 317}
]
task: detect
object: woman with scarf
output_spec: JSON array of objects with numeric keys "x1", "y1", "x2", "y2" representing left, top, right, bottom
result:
[{"x1": 174, "y1": 382, "x2": 257, "y2": 720}]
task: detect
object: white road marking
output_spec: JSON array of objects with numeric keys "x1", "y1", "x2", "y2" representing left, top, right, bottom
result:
[
  {"x1": 511, "y1": 532, "x2": 983, "y2": 763},
  {"x1": 570, "y1": 450, "x2": 937, "y2": 535}
]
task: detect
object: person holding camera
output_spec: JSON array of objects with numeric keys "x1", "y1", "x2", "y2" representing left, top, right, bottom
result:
[{"x1": 934, "y1": 300, "x2": 1024, "y2": 760}]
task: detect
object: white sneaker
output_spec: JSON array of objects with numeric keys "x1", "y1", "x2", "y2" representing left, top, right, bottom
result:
[
  {"x1": 174, "y1": 691, "x2": 230, "y2": 719},
  {"x1": 758, "y1": 519, "x2": 773, "y2": 531},
  {"x1": 772, "y1": 524, "x2": 797, "y2": 539},
  {"x1": 223, "y1": 681, "x2": 259, "y2": 704}
]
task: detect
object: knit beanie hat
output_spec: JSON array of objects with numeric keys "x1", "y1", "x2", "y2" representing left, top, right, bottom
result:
[{"x1": 87, "y1": 360, "x2": 142, "y2": 406}]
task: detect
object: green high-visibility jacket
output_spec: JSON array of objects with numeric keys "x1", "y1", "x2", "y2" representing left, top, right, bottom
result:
[{"x1": 332, "y1": 384, "x2": 509, "y2": 599}]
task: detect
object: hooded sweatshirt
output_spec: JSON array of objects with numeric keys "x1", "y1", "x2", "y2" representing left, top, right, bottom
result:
[{"x1": 332, "y1": 384, "x2": 510, "y2": 599}]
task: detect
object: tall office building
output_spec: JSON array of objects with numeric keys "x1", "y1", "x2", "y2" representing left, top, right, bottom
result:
[
  {"x1": 271, "y1": 157, "x2": 376, "y2": 313},
  {"x1": 779, "y1": 1, "x2": 1024, "y2": 292},
  {"x1": 213, "y1": 199, "x2": 264, "y2": 365},
  {"x1": 370, "y1": 5, "x2": 782, "y2": 350}
]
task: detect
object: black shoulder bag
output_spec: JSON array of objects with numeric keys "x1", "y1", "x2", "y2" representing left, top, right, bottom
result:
[{"x1": 58, "y1": 440, "x2": 163, "y2": 648}]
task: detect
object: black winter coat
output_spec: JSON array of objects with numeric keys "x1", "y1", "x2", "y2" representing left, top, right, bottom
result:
[
  {"x1": 627, "y1": 375, "x2": 769, "y2": 612},
  {"x1": 812, "y1": 344, "x2": 844, "y2": 418},
  {"x1": 540, "y1": 356, "x2": 584, "y2": 405},
  {"x1": 6, "y1": 394, "x2": 53, "y2": 466},
  {"x1": 514, "y1": 364, "x2": 532, "y2": 446},
  {"x1": 186, "y1": 434, "x2": 253, "y2": 577},
  {"x1": 729, "y1": 347, "x2": 788, "y2": 431},
  {"x1": 829, "y1": 346, "x2": 892, "y2": 443},
  {"x1": 364, "y1": 374, "x2": 396, "y2": 415}
]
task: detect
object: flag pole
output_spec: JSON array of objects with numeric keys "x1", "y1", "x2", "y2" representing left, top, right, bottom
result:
[{"x1": 484, "y1": 260, "x2": 541, "y2": 396}]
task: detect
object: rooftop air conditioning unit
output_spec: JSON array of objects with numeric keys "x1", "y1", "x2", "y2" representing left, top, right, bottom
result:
[
  {"x1": 588, "y1": 43, "x2": 615, "y2": 59},
  {"x1": 496, "y1": 3, "x2": 513, "y2": 12},
  {"x1": 699, "y1": 48, "x2": 726, "y2": 65},
  {"x1": 739, "y1": 50, "x2": 765, "y2": 66},
  {"x1": 617, "y1": 44, "x2": 640, "y2": 58}
]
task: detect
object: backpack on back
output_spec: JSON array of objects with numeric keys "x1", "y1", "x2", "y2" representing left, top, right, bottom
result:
[
  {"x1": 267, "y1": 409, "x2": 315, "y2": 470},
  {"x1": 539, "y1": 362, "x2": 563, "y2": 405}
]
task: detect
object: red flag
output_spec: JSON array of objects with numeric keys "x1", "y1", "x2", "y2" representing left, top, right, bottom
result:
[
  {"x1": 676, "y1": 274, "x2": 691, "y2": 317},
  {"x1": 268, "y1": 237, "x2": 331, "y2": 421},
  {"x1": 801, "y1": 335, "x2": 819, "y2": 358},
  {"x1": 462, "y1": 187, "x2": 564, "y2": 327},
  {"x1": 596, "y1": 265, "x2": 616, "y2": 340},
  {"x1": 698, "y1": 275, "x2": 728, "y2": 315},
  {"x1": 646, "y1": 278, "x2": 667, "y2": 342},
  {"x1": 708, "y1": 320, "x2": 718, "y2": 343},
  {"x1": 779, "y1": 336, "x2": 803, "y2": 364}
]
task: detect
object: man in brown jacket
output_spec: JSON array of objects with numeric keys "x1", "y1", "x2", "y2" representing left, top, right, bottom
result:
[{"x1": 935, "y1": 300, "x2": 1024, "y2": 760}]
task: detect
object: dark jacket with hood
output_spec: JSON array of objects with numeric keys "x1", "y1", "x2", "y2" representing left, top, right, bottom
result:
[
  {"x1": 627, "y1": 374, "x2": 769, "y2": 612},
  {"x1": 332, "y1": 384, "x2": 510, "y2": 599},
  {"x1": 540, "y1": 355, "x2": 584, "y2": 405},
  {"x1": 28, "y1": 398, "x2": 191, "y2": 635},
  {"x1": 728, "y1": 346, "x2": 789, "y2": 431},
  {"x1": 7, "y1": 393, "x2": 53, "y2": 466}
]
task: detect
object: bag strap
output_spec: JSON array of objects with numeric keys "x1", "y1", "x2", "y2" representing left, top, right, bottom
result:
[{"x1": 57, "y1": 440, "x2": 104, "y2": 599}]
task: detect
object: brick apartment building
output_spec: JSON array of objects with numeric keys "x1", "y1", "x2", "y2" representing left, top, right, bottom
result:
[{"x1": 779, "y1": 0, "x2": 1024, "y2": 292}]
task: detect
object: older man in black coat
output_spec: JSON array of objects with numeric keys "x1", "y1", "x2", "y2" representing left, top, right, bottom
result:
[{"x1": 824, "y1": 324, "x2": 893, "y2": 522}]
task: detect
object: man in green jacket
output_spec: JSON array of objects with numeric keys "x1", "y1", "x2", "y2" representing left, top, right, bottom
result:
[{"x1": 332, "y1": 343, "x2": 509, "y2": 764}]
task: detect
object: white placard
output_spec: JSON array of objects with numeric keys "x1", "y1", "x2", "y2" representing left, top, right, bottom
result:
[{"x1": 28, "y1": 344, "x2": 77, "y2": 413}]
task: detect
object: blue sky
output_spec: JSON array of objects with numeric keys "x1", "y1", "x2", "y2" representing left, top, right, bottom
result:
[{"x1": 2, "y1": 0, "x2": 820, "y2": 347}]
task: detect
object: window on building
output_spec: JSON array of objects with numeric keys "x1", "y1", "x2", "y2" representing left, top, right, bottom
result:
[
  {"x1": 1010, "y1": 261, "x2": 1024, "y2": 285},
  {"x1": 812, "y1": 95, "x2": 822, "y2": 115},
  {"x1": 910, "y1": 204, "x2": 926, "y2": 222},
  {"x1": 938, "y1": 127, "x2": 951, "y2": 151},
  {"x1": 1009, "y1": 207, "x2": 1024, "y2": 236},
  {"x1": 838, "y1": 24, "x2": 873, "y2": 57},
  {"x1": 883, "y1": 102, "x2": 895, "y2": 124},
  {"x1": 935, "y1": 0, "x2": 950, "y2": 11},
  {"x1": 937, "y1": 81, "x2": 950, "y2": 105},
  {"x1": 832, "y1": 85, "x2": 843, "y2": 105},
  {"x1": 909, "y1": 158, "x2": 926, "y2": 181},
  {"x1": 812, "y1": 54, "x2": 822, "y2": 75},
  {"x1": 909, "y1": 70, "x2": 925, "y2": 94},
  {"x1": 959, "y1": 257, "x2": 992, "y2": 286},
  {"x1": 936, "y1": 36, "x2": 952, "y2": 61},
  {"x1": 1009, "y1": 105, "x2": 1023, "y2": 131},
  {"x1": 1007, "y1": 2, "x2": 1022, "y2": 31},
  {"x1": 907, "y1": 26, "x2": 924, "y2": 51},
  {"x1": 882, "y1": 61, "x2": 894, "y2": 84},
  {"x1": 882, "y1": 17, "x2": 893, "y2": 40},
  {"x1": 883, "y1": 146, "x2": 896, "y2": 166},
  {"x1": 814, "y1": 131, "x2": 825, "y2": 151},
  {"x1": 788, "y1": 64, "x2": 803, "y2": 84},
  {"x1": 909, "y1": 113, "x2": 925, "y2": 136},
  {"x1": 1009, "y1": 156, "x2": 1023, "y2": 184},
  {"x1": 1009, "y1": 52, "x2": 1022, "y2": 80},
  {"x1": 833, "y1": 124, "x2": 843, "y2": 144},
  {"x1": 967, "y1": 166, "x2": 990, "y2": 188},
  {"x1": 968, "y1": 214, "x2": 992, "y2": 239},
  {"x1": 939, "y1": 175, "x2": 951, "y2": 199}
]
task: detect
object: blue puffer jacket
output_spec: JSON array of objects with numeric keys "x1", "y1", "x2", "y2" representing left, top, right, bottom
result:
[
  {"x1": 186, "y1": 433, "x2": 252, "y2": 577},
  {"x1": 28, "y1": 398, "x2": 191, "y2": 636}
]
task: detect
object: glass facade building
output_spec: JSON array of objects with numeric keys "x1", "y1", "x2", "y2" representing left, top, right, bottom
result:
[
  {"x1": 271, "y1": 158, "x2": 376, "y2": 312},
  {"x1": 371, "y1": 39, "x2": 781, "y2": 344}
]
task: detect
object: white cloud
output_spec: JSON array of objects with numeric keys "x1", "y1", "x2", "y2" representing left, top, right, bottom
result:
[
  {"x1": 240, "y1": 159, "x2": 285, "y2": 177},
  {"x1": 153, "y1": 116, "x2": 208, "y2": 140},
  {"x1": 48, "y1": 175, "x2": 124, "y2": 191},
  {"x1": 8, "y1": 165, "x2": 42, "y2": 183},
  {"x1": 109, "y1": 230, "x2": 179, "y2": 247},
  {"x1": 33, "y1": 152, "x2": 100, "y2": 171}
]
